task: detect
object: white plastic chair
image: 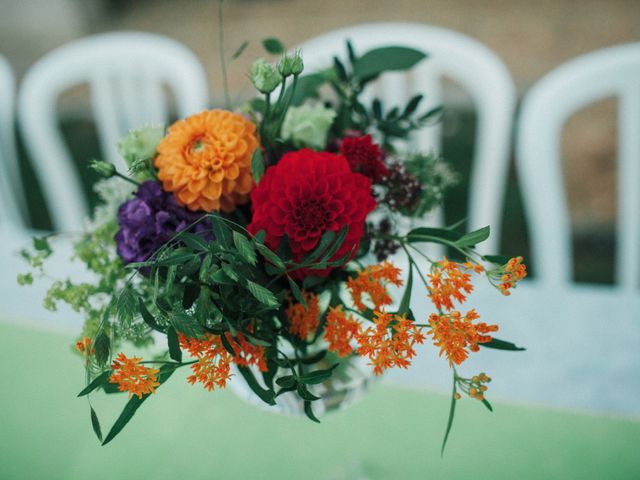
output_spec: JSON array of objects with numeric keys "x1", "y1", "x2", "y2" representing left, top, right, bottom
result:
[
  {"x1": 517, "y1": 42, "x2": 640, "y2": 291},
  {"x1": 297, "y1": 23, "x2": 516, "y2": 253},
  {"x1": 476, "y1": 43, "x2": 640, "y2": 416},
  {"x1": 0, "y1": 55, "x2": 28, "y2": 232},
  {"x1": 18, "y1": 32, "x2": 210, "y2": 232}
]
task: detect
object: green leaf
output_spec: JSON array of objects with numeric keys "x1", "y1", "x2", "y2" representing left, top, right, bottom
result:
[
  {"x1": 154, "y1": 250, "x2": 196, "y2": 266},
  {"x1": 231, "y1": 40, "x2": 249, "y2": 60},
  {"x1": 298, "y1": 363, "x2": 338, "y2": 385},
  {"x1": 251, "y1": 148, "x2": 265, "y2": 184},
  {"x1": 237, "y1": 366, "x2": 276, "y2": 405},
  {"x1": 275, "y1": 375, "x2": 297, "y2": 388},
  {"x1": 233, "y1": 231, "x2": 257, "y2": 266},
  {"x1": 372, "y1": 98, "x2": 383, "y2": 119},
  {"x1": 255, "y1": 242, "x2": 286, "y2": 271},
  {"x1": 171, "y1": 313, "x2": 204, "y2": 339},
  {"x1": 441, "y1": 376, "x2": 457, "y2": 456},
  {"x1": 354, "y1": 46, "x2": 427, "y2": 82},
  {"x1": 179, "y1": 232, "x2": 209, "y2": 251},
  {"x1": 90, "y1": 406, "x2": 103, "y2": 442},
  {"x1": 397, "y1": 261, "x2": 413, "y2": 316},
  {"x1": 33, "y1": 236, "x2": 51, "y2": 254},
  {"x1": 245, "y1": 280, "x2": 279, "y2": 308},
  {"x1": 304, "y1": 229, "x2": 335, "y2": 263},
  {"x1": 182, "y1": 283, "x2": 200, "y2": 310},
  {"x1": 480, "y1": 337, "x2": 526, "y2": 351},
  {"x1": 262, "y1": 37, "x2": 285, "y2": 54},
  {"x1": 297, "y1": 383, "x2": 321, "y2": 401},
  {"x1": 210, "y1": 214, "x2": 231, "y2": 248},
  {"x1": 94, "y1": 332, "x2": 110, "y2": 367},
  {"x1": 402, "y1": 94, "x2": 424, "y2": 117},
  {"x1": 139, "y1": 298, "x2": 163, "y2": 332},
  {"x1": 287, "y1": 276, "x2": 306, "y2": 307},
  {"x1": 418, "y1": 106, "x2": 443, "y2": 122},
  {"x1": 333, "y1": 56, "x2": 348, "y2": 82},
  {"x1": 78, "y1": 371, "x2": 111, "y2": 397},
  {"x1": 481, "y1": 398, "x2": 493, "y2": 412},
  {"x1": 319, "y1": 225, "x2": 348, "y2": 263},
  {"x1": 167, "y1": 326, "x2": 182, "y2": 362},
  {"x1": 406, "y1": 226, "x2": 462, "y2": 245},
  {"x1": 484, "y1": 254, "x2": 511, "y2": 266},
  {"x1": 299, "y1": 349, "x2": 327, "y2": 365},
  {"x1": 303, "y1": 400, "x2": 320, "y2": 423},
  {"x1": 115, "y1": 286, "x2": 137, "y2": 325},
  {"x1": 455, "y1": 226, "x2": 490, "y2": 248},
  {"x1": 101, "y1": 363, "x2": 178, "y2": 445}
]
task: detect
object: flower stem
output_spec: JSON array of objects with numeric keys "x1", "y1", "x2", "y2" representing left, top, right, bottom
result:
[{"x1": 216, "y1": 0, "x2": 231, "y2": 109}]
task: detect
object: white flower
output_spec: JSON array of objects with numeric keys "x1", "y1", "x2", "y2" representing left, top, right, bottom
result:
[{"x1": 281, "y1": 104, "x2": 336, "y2": 150}]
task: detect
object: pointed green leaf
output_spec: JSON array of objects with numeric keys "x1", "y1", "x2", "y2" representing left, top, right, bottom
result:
[
  {"x1": 441, "y1": 376, "x2": 457, "y2": 456},
  {"x1": 245, "y1": 280, "x2": 279, "y2": 308},
  {"x1": 480, "y1": 337, "x2": 526, "y2": 351},
  {"x1": 78, "y1": 371, "x2": 111, "y2": 397},
  {"x1": 354, "y1": 46, "x2": 427, "y2": 82},
  {"x1": 287, "y1": 276, "x2": 306, "y2": 307},
  {"x1": 455, "y1": 226, "x2": 490, "y2": 248},
  {"x1": 251, "y1": 148, "x2": 265, "y2": 184},
  {"x1": 90, "y1": 406, "x2": 103, "y2": 442},
  {"x1": 231, "y1": 40, "x2": 249, "y2": 60},
  {"x1": 167, "y1": 326, "x2": 182, "y2": 362},
  {"x1": 255, "y1": 242, "x2": 286, "y2": 271},
  {"x1": 481, "y1": 398, "x2": 493, "y2": 412},
  {"x1": 298, "y1": 363, "x2": 338, "y2": 385},
  {"x1": 397, "y1": 261, "x2": 413, "y2": 316},
  {"x1": 237, "y1": 366, "x2": 276, "y2": 405},
  {"x1": 233, "y1": 231, "x2": 257, "y2": 266},
  {"x1": 303, "y1": 400, "x2": 320, "y2": 423}
]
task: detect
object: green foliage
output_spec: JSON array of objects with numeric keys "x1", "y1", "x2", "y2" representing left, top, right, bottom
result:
[
  {"x1": 262, "y1": 37, "x2": 285, "y2": 55},
  {"x1": 402, "y1": 153, "x2": 458, "y2": 217}
]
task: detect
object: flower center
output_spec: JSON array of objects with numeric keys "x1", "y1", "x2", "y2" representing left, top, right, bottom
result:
[{"x1": 292, "y1": 199, "x2": 329, "y2": 232}]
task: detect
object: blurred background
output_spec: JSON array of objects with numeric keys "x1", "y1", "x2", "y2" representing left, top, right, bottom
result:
[
  {"x1": 1, "y1": 1, "x2": 639, "y2": 479},
  {"x1": 2, "y1": 0, "x2": 639, "y2": 283}
]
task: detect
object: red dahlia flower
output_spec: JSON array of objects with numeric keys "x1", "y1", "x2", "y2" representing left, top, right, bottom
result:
[
  {"x1": 248, "y1": 149, "x2": 376, "y2": 278},
  {"x1": 340, "y1": 134, "x2": 388, "y2": 182}
]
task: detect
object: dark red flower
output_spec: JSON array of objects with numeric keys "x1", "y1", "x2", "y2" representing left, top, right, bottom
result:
[
  {"x1": 340, "y1": 134, "x2": 388, "y2": 182},
  {"x1": 248, "y1": 149, "x2": 376, "y2": 279}
]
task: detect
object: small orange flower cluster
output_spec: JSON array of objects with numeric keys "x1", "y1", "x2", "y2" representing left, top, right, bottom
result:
[
  {"x1": 179, "y1": 333, "x2": 233, "y2": 391},
  {"x1": 75, "y1": 337, "x2": 93, "y2": 356},
  {"x1": 179, "y1": 331, "x2": 268, "y2": 392},
  {"x1": 225, "y1": 332, "x2": 268, "y2": 372},
  {"x1": 324, "y1": 306, "x2": 360, "y2": 357},
  {"x1": 356, "y1": 311, "x2": 426, "y2": 375},
  {"x1": 428, "y1": 257, "x2": 476, "y2": 310},
  {"x1": 347, "y1": 261, "x2": 403, "y2": 311},
  {"x1": 286, "y1": 292, "x2": 320, "y2": 340},
  {"x1": 427, "y1": 310, "x2": 497, "y2": 365},
  {"x1": 455, "y1": 372, "x2": 491, "y2": 401},
  {"x1": 109, "y1": 353, "x2": 160, "y2": 399},
  {"x1": 498, "y1": 256, "x2": 527, "y2": 295}
]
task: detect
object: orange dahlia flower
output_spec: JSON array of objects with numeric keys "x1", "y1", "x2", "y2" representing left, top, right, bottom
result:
[{"x1": 155, "y1": 110, "x2": 259, "y2": 212}]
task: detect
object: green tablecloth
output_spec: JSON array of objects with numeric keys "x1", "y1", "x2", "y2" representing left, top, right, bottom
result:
[{"x1": 1, "y1": 322, "x2": 638, "y2": 480}]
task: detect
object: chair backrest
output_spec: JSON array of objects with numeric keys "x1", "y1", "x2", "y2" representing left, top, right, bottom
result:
[
  {"x1": 516, "y1": 43, "x2": 640, "y2": 290},
  {"x1": 0, "y1": 55, "x2": 27, "y2": 232},
  {"x1": 18, "y1": 32, "x2": 209, "y2": 232},
  {"x1": 296, "y1": 23, "x2": 516, "y2": 253}
]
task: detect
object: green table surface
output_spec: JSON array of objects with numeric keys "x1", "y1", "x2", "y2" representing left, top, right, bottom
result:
[{"x1": 1, "y1": 322, "x2": 638, "y2": 480}]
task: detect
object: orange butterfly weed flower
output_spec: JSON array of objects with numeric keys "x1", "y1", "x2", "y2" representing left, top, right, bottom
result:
[
  {"x1": 75, "y1": 337, "x2": 92, "y2": 355},
  {"x1": 109, "y1": 352, "x2": 161, "y2": 399},
  {"x1": 427, "y1": 309, "x2": 498, "y2": 365},
  {"x1": 347, "y1": 261, "x2": 403, "y2": 312},
  {"x1": 155, "y1": 109, "x2": 259, "y2": 212},
  {"x1": 224, "y1": 332, "x2": 268, "y2": 372},
  {"x1": 498, "y1": 256, "x2": 527, "y2": 296},
  {"x1": 179, "y1": 333, "x2": 233, "y2": 391},
  {"x1": 355, "y1": 311, "x2": 426, "y2": 375},
  {"x1": 428, "y1": 257, "x2": 475, "y2": 311},
  {"x1": 286, "y1": 291, "x2": 320, "y2": 340},
  {"x1": 324, "y1": 306, "x2": 360, "y2": 357}
]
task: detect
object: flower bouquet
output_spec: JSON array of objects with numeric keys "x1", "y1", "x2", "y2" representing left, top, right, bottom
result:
[{"x1": 19, "y1": 32, "x2": 526, "y2": 451}]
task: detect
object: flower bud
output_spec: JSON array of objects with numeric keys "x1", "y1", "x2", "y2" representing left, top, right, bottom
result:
[
  {"x1": 250, "y1": 58, "x2": 282, "y2": 94},
  {"x1": 89, "y1": 159, "x2": 116, "y2": 178},
  {"x1": 278, "y1": 51, "x2": 304, "y2": 76}
]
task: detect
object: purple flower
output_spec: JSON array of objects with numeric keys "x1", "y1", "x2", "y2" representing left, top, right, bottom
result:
[{"x1": 115, "y1": 181, "x2": 211, "y2": 264}]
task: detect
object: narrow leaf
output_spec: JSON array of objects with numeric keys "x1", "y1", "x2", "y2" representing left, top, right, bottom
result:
[
  {"x1": 245, "y1": 280, "x2": 279, "y2": 308},
  {"x1": 298, "y1": 363, "x2": 338, "y2": 385},
  {"x1": 305, "y1": 230, "x2": 335, "y2": 263},
  {"x1": 90, "y1": 406, "x2": 103, "y2": 442},
  {"x1": 354, "y1": 46, "x2": 427, "y2": 82},
  {"x1": 78, "y1": 371, "x2": 111, "y2": 397},
  {"x1": 481, "y1": 398, "x2": 493, "y2": 412},
  {"x1": 455, "y1": 226, "x2": 490, "y2": 248},
  {"x1": 441, "y1": 376, "x2": 457, "y2": 456},
  {"x1": 94, "y1": 332, "x2": 110, "y2": 367},
  {"x1": 237, "y1": 366, "x2": 276, "y2": 405},
  {"x1": 255, "y1": 242, "x2": 286, "y2": 271},
  {"x1": 480, "y1": 337, "x2": 526, "y2": 351},
  {"x1": 287, "y1": 276, "x2": 307, "y2": 307},
  {"x1": 167, "y1": 326, "x2": 182, "y2": 362},
  {"x1": 251, "y1": 148, "x2": 265, "y2": 184},
  {"x1": 231, "y1": 40, "x2": 249, "y2": 59},
  {"x1": 303, "y1": 400, "x2": 320, "y2": 423},
  {"x1": 397, "y1": 261, "x2": 413, "y2": 315}
]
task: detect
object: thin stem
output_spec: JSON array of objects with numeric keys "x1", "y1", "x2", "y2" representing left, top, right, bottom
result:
[
  {"x1": 217, "y1": 0, "x2": 231, "y2": 109},
  {"x1": 114, "y1": 171, "x2": 140, "y2": 187},
  {"x1": 140, "y1": 360, "x2": 197, "y2": 366}
]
